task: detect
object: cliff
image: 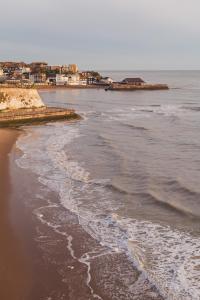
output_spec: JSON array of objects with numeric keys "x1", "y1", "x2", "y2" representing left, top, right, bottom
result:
[
  {"x1": 0, "y1": 88, "x2": 80, "y2": 127},
  {"x1": 0, "y1": 88, "x2": 45, "y2": 111}
]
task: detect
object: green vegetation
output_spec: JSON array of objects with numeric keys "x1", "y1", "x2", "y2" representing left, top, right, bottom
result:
[{"x1": 90, "y1": 71, "x2": 102, "y2": 80}]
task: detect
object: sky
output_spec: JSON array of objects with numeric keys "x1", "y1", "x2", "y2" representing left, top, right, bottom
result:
[{"x1": 1, "y1": 0, "x2": 200, "y2": 70}]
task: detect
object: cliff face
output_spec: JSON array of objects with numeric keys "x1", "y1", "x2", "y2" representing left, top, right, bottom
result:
[{"x1": 0, "y1": 88, "x2": 45, "y2": 110}]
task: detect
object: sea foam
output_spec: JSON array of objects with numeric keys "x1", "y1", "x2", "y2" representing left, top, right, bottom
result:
[{"x1": 16, "y1": 122, "x2": 200, "y2": 300}]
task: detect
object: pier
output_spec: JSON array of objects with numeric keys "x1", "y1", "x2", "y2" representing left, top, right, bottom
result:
[{"x1": 105, "y1": 83, "x2": 169, "y2": 91}]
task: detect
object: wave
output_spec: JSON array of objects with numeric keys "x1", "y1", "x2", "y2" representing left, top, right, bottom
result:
[
  {"x1": 16, "y1": 123, "x2": 200, "y2": 300},
  {"x1": 151, "y1": 179, "x2": 200, "y2": 218},
  {"x1": 182, "y1": 106, "x2": 200, "y2": 112},
  {"x1": 120, "y1": 123, "x2": 149, "y2": 131},
  {"x1": 130, "y1": 104, "x2": 200, "y2": 117},
  {"x1": 104, "y1": 182, "x2": 200, "y2": 218},
  {"x1": 113, "y1": 214, "x2": 200, "y2": 300},
  {"x1": 148, "y1": 190, "x2": 200, "y2": 218}
]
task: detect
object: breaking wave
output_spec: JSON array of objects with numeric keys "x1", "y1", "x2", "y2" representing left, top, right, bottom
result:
[{"x1": 16, "y1": 123, "x2": 200, "y2": 300}]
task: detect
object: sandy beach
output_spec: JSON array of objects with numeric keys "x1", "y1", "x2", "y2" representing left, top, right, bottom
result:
[
  {"x1": 0, "y1": 125, "x2": 163, "y2": 300},
  {"x1": 1, "y1": 128, "x2": 96, "y2": 299},
  {"x1": 0, "y1": 128, "x2": 29, "y2": 300}
]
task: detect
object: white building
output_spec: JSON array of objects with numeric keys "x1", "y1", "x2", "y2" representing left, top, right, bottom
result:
[
  {"x1": 56, "y1": 74, "x2": 69, "y2": 85},
  {"x1": 56, "y1": 73, "x2": 87, "y2": 86},
  {"x1": 100, "y1": 77, "x2": 114, "y2": 84},
  {"x1": 21, "y1": 67, "x2": 31, "y2": 73},
  {"x1": 67, "y1": 74, "x2": 80, "y2": 85}
]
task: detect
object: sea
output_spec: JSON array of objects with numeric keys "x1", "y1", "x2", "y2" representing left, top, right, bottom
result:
[{"x1": 16, "y1": 71, "x2": 200, "y2": 299}]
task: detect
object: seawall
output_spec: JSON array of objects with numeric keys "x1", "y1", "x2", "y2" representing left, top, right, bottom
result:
[{"x1": 106, "y1": 83, "x2": 169, "y2": 91}]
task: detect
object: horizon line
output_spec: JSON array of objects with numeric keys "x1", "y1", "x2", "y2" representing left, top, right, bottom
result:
[{"x1": 98, "y1": 69, "x2": 200, "y2": 72}]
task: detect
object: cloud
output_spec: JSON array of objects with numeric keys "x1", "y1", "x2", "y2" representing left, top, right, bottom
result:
[{"x1": 0, "y1": 0, "x2": 200, "y2": 69}]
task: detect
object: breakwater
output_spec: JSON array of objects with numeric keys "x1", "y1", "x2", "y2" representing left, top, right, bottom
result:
[{"x1": 106, "y1": 83, "x2": 169, "y2": 91}]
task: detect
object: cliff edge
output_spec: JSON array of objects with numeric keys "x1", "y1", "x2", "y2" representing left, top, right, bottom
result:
[
  {"x1": 0, "y1": 88, "x2": 80, "y2": 127},
  {"x1": 0, "y1": 88, "x2": 45, "y2": 111}
]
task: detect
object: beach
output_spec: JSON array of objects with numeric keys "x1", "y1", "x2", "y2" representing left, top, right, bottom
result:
[
  {"x1": 0, "y1": 128, "x2": 100, "y2": 299},
  {"x1": 0, "y1": 128, "x2": 29, "y2": 300},
  {"x1": 1, "y1": 70, "x2": 200, "y2": 300},
  {"x1": 0, "y1": 126, "x2": 162, "y2": 300}
]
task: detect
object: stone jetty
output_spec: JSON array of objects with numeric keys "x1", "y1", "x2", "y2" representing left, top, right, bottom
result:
[
  {"x1": 105, "y1": 83, "x2": 169, "y2": 91},
  {"x1": 0, "y1": 88, "x2": 80, "y2": 127}
]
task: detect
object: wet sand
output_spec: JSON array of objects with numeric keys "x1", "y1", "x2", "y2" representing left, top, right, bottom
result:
[
  {"x1": 0, "y1": 127, "x2": 163, "y2": 300},
  {"x1": 0, "y1": 128, "x2": 29, "y2": 300}
]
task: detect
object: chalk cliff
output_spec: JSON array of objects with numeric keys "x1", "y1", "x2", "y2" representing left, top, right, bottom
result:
[{"x1": 0, "y1": 88, "x2": 45, "y2": 110}]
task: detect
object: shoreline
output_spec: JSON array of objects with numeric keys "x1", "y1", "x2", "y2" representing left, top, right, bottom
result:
[
  {"x1": 0, "y1": 128, "x2": 30, "y2": 300},
  {"x1": 0, "y1": 84, "x2": 108, "y2": 90},
  {"x1": 1, "y1": 125, "x2": 163, "y2": 299}
]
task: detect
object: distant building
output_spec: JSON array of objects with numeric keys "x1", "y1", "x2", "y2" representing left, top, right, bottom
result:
[
  {"x1": 47, "y1": 74, "x2": 56, "y2": 84},
  {"x1": 100, "y1": 77, "x2": 113, "y2": 84},
  {"x1": 56, "y1": 74, "x2": 68, "y2": 85},
  {"x1": 68, "y1": 64, "x2": 78, "y2": 74},
  {"x1": 61, "y1": 65, "x2": 69, "y2": 73},
  {"x1": 79, "y1": 74, "x2": 87, "y2": 85},
  {"x1": 21, "y1": 67, "x2": 31, "y2": 73},
  {"x1": 30, "y1": 62, "x2": 48, "y2": 68},
  {"x1": 121, "y1": 78, "x2": 145, "y2": 85},
  {"x1": 29, "y1": 73, "x2": 47, "y2": 83},
  {"x1": 79, "y1": 72, "x2": 95, "y2": 84},
  {"x1": 0, "y1": 68, "x2": 3, "y2": 76},
  {"x1": 47, "y1": 65, "x2": 62, "y2": 73},
  {"x1": 5, "y1": 79, "x2": 21, "y2": 85},
  {"x1": 30, "y1": 62, "x2": 48, "y2": 73},
  {"x1": 67, "y1": 73, "x2": 80, "y2": 85}
]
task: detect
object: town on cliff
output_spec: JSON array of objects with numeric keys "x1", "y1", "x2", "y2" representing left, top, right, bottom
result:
[
  {"x1": 0, "y1": 61, "x2": 168, "y2": 90},
  {"x1": 0, "y1": 61, "x2": 169, "y2": 127},
  {"x1": 0, "y1": 61, "x2": 112, "y2": 87}
]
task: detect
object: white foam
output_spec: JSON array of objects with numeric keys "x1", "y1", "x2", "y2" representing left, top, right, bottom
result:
[
  {"x1": 130, "y1": 104, "x2": 197, "y2": 117},
  {"x1": 16, "y1": 123, "x2": 200, "y2": 300},
  {"x1": 114, "y1": 216, "x2": 200, "y2": 300}
]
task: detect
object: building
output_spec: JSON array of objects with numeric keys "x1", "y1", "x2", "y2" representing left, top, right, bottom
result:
[
  {"x1": 47, "y1": 74, "x2": 56, "y2": 84},
  {"x1": 56, "y1": 74, "x2": 68, "y2": 85},
  {"x1": 68, "y1": 64, "x2": 78, "y2": 74},
  {"x1": 121, "y1": 78, "x2": 145, "y2": 85},
  {"x1": 29, "y1": 62, "x2": 48, "y2": 73},
  {"x1": 29, "y1": 73, "x2": 47, "y2": 83},
  {"x1": 79, "y1": 75, "x2": 87, "y2": 85},
  {"x1": 61, "y1": 65, "x2": 69, "y2": 73},
  {"x1": 21, "y1": 67, "x2": 31, "y2": 73},
  {"x1": 0, "y1": 68, "x2": 3, "y2": 76},
  {"x1": 100, "y1": 77, "x2": 113, "y2": 84},
  {"x1": 5, "y1": 79, "x2": 21, "y2": 85},
  {"x1": 67, "y1": 74, "x2": 80, "y2": 85},
  {"x1": 47, "y1": 65, "x2": 62, "y2": 73}
]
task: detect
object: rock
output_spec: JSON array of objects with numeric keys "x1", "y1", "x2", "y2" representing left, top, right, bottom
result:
[{"x1": 0, "y1": 88, "x2": 45, "y2": 110}]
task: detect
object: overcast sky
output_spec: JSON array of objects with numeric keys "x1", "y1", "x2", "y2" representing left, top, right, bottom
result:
[{"x1": 1, "y1": 0, "x2": 200, "y2": 70}]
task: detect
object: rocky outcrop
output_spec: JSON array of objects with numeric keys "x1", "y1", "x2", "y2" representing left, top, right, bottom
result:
[
  {"x1": 0, "y1": 88, "x2": 45, "y2": 110},
  {"x1": 0, "y1": 107, "x2": 80, "y2": 127}
]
